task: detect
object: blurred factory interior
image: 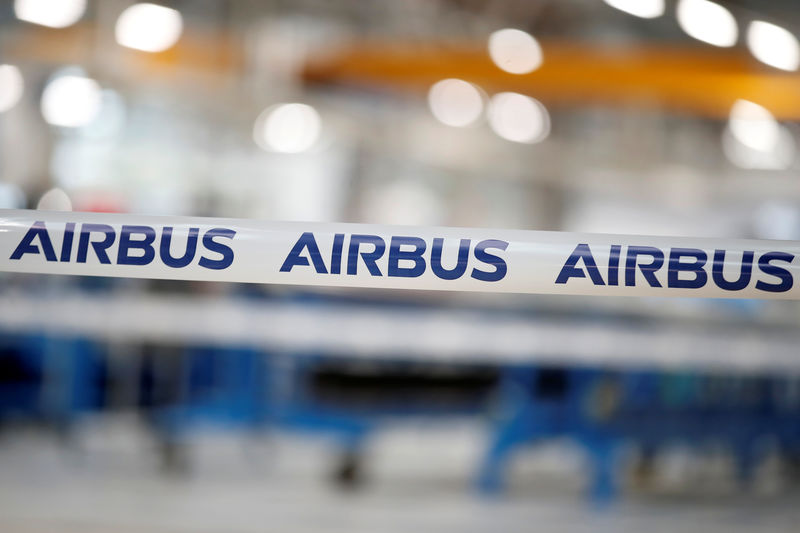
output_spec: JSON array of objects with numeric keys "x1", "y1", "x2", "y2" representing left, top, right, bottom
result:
[{"x1": 2, "y1": 0, "x2": 800, "y2": 531}]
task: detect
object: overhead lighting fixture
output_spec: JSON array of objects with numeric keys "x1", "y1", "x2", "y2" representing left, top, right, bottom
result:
[
  {"x1": 115, "y1": 3, "x2": 183, "y2": 53},
  {"x1": 676, "y1": 0, "x2": 737, "y2": 48},
  {"x1": 488, "y1": 28, "x2": 543, "y2": 74},
  {"x1": 0, "y1": 64, "x2": 24, "y2": 113},
  {"x1": 728, "y1": 100, "x2": 779, "y2": 152},
  {"x1": 14, "y1": 0, "x2": 86, "y2": 28},
  {"x1": 428, "y1": 79, "x2": 484, "y2": 127},
  {"x1": 487, "y1": 92, "x2": 550, "y2": 144},
  {"x1": 747, "y1": 21, "x2": 800, "y2": 71},
  {"x1": 41, "y1": 73, "x2": 102, "y2": 128},
  {"x1": 603, "y1": 0, "x2": 664, "y2": 19},
  {"x1": 723, "y1": 100, "x2": 795, "y2": 170},
  {"x1": 722, "y1": 128, "x2": 795, "y2": 170},
  {"x1": 253, "y1": 103, "x2": 322, "y2": 154}
]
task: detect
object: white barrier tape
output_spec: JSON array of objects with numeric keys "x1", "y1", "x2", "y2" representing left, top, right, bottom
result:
[{"x1": 1, "y1": 208, "x2": 799, "y2": 299}]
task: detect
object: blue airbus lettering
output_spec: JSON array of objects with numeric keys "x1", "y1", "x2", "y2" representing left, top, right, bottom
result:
[
  {"x1": 556, "y1": 243, "x2": 795, "y2": 293},
  {"x1": 9, "y1": 221, "x2": 236, "y2": 270},
  {"x1": 280, "y1": 232, "x2": 509, "y2": 282}
]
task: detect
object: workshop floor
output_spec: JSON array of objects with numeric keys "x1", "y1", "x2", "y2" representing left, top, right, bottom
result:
[{"x1": 0, "y1": 416, "x2": 797, "y2": 533}]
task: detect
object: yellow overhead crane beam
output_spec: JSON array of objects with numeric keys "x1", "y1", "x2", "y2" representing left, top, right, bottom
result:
[
  {"x1": 8, "y1": 23, "x2": 800, "y2": 120},
  {"x1": 302, "y1": 40, "x2": 800, "y2": 120},
  {"x1": 3, "y1": 25, "x2": 243, "y2": 81}
]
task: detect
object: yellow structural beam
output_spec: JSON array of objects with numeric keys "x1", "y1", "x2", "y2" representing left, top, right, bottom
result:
[
  {"x1": 4, "y1": 25, "x2": 242, "y2": 80},
  {"x1": 9, "y1": 25, "x2": 800, "y2": 120},
  {"x1": 303, "y1": 40, "x2": 800, "y2": 119}
]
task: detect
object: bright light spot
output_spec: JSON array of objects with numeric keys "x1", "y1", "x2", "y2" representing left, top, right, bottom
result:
[
  {"x1": 722, "y1": 127, "x2": 795, "y2": 170},
  {"x1": 488, "y1": 28, "x2": 542, "y2": 74},
  {"x1": 676, "y1": 0, "x2": 737, "y2": 47},
  {"x1": 14, "y1": 0, "x2": 86, "y2": 28},
  {"x1": 723, "y1": 101, "x2": 795, "y2": 170},
  {"x1": 747, "y1": 21, "x2": 800, "y2": 71},
  {"x1": 253, "y1": 103, "x2": 321, "y2": 153},
  {"x1": 0, "y1": 183, "x2": 26, "y2": 209},
  {"x1": 728, "y1": 100, "x2": 779, "y2": 152},
  {"x1": 41, "y1": 74, "x2": 102, "y2": 128},
  {"x1": 603, "y1": 0, "x2": 664, "y2": 19},
  {"x1": 427, "y1": 79, "x2": 484, "y2": 127},
  {"x1": 487, "y1": 92, "x2": 550, "y2": 144},
  {"x1": 115, "y1": 3, "x2": 183, "y2": 53},
  {"x1": 37, "y1": 188, "x2": 72, "y2": 211},
  {"x1": 0, "y1": 65, "x2": 24, "y2": 113}
]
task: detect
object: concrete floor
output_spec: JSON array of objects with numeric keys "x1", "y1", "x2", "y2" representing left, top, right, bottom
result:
[{"x1": 0, "y1": 417, "x2": 798, "y2": 533}]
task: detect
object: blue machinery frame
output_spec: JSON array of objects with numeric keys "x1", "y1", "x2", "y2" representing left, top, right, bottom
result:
[{"x1": 2, "y1": 324, "x2": 800, "y2": 503}]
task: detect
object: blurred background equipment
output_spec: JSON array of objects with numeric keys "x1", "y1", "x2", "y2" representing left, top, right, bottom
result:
[{"x1": 2, "y1": 1, "x2": 800, "y2": 532}]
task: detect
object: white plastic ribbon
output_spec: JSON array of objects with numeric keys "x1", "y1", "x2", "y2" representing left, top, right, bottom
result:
[{"x1": 1, "y1": 209, "x2": 799, "y2": 299}]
